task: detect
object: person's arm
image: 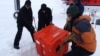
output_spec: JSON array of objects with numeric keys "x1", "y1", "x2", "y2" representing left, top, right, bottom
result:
[
  {"x1": 64, "y1": 18, "x2": 71, "y2": 31},
  {"x1": 74, "y1": 19, "x2": 91, "y2": 42},
  {"x1": 75, "y1": 19, "x2": 91, "y2": 33},
  {"x1": 48, "y1": 8, "x2": 52, "y2": 23},
  {"x1": 63, "y1": 19, "x2": 91, "y2": 45}
]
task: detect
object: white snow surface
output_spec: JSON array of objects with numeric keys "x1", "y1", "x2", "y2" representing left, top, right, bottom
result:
[{"x1": 0, "y1": 0, "x2": 100, "y2": 56}]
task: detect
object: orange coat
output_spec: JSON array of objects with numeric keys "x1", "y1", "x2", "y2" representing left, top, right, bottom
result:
[{"x1": 72, "y1": 15, "x2": 96, "y2": 52}]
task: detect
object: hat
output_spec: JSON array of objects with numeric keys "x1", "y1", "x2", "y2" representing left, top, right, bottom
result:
[
  {"x1": 41, "y1": 3, "x2": 47, "y2": 9},
  {"x1": 67, "y1": 5, "x2": 79, "y2": 18},
  {"x1": 25, "y1": 0, "x2": 31, "y2": 6}
]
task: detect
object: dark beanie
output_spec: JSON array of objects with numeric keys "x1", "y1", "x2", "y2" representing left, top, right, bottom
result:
[
  {"x1": 25, "y1": 0, "x2": 31, "y2": 6},
  {"x1": 41, "y1": 3, "x2": 47, "y2": 9},
  {"x1": 67, "y1": 5, "x2": 79, "y2": 18}
]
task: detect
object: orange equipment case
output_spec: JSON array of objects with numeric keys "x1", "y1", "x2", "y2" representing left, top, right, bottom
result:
[{"x1": 34, "y1": 25, "x2": 69, "y2": 56}]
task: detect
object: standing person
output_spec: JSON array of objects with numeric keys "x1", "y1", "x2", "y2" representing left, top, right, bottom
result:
[
  {"x1": 63, "y1": 5, "x2": 96, "y2": 56},
  {"x1": 14, "y1": 0, "x2": 35, "y2": 49},
  {"x1": 38, "y1": 3, "x2": 52, "y2": 31}
]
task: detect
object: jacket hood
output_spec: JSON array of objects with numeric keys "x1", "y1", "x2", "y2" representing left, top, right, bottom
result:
[{"x1": 77, "y1": 15, "x2": 91, "y2": 22}]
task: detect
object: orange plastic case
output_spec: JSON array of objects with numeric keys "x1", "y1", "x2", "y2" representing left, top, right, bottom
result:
[{"x1": 34, "y1": 25, "x2": 69, "y2": 56}]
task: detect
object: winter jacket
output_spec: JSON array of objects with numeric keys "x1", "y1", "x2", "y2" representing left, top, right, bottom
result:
[
  {"x1": 17, "y1": 6, "x2": 33, "y2": 25},
  {"x1": 38, "y1": 6, "x2": 52, "y2": 25},
  {"x1": 72, "y1": 15, "x2": 96, "y2": 52}
]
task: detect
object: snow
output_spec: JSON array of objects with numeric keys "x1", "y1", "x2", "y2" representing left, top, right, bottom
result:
[{"x1": 0, "y1": 0, "x2": 100, "y2": 56}]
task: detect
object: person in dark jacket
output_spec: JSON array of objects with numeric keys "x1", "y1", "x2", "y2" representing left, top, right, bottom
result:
[
  {"x1": 38, "y1": 3, "x2": 52, "y2": 31},
  {"x1": 63, "y1": 5, "x2": 96, "y2": 56},
  {"x1": 14, "y1": 0, "x2": 35, "y2": 49},
  {"x1": 64, "y1": 0, "x2": 84, "y2": 31}
]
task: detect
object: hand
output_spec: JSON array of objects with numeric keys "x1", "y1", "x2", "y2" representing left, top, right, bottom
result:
[
  {"x1": 63, "y1": 35, "x2": 72, "y2": 45},
  {"x1": 62, "y1": 33, "x2": 77, "y2": 45},
  {"x1": 50, "y1": 22, "x2": 54, "y2": 25}
]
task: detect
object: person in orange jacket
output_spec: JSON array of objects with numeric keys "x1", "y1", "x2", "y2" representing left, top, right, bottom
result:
[{"x1": 63, "y1": 5, "x2": 96, "y2": 56}]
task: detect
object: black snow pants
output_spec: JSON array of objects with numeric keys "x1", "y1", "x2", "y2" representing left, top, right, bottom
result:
[
  {"x1": 14, "y1": 23, "x2": 35, "y2": 46},
  {"x1": 64, "y1": 45, "x2": 94, "y2": 56}
]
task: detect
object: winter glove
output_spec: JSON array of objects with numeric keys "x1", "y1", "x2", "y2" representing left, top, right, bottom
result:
[
  {"x1": 62, "y1": 32, "x2": 77, "y2": 45},
  {"x1": 64, "y1": 18, "x2": 72, "y2": 32},
  {"x1": 59, "y1": 33, "x2": 77, "y2": 51}
]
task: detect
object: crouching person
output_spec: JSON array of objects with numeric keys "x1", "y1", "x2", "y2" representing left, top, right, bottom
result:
[{"x1": 63, "y1": 5, "x2": 96, "y2": 56}]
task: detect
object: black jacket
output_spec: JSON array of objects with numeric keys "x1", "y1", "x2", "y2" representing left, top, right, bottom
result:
[
  {"x1": 17, "y1": 6, "x2": 33, "y2": 25},
  {"x1": 38, "y1": 7, "x2": 52, "y2": 24}
]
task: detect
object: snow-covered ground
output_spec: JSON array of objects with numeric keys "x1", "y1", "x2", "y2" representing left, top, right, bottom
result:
[{"x1": 0, "y1": 0, "x2": 100, "y2": 56}]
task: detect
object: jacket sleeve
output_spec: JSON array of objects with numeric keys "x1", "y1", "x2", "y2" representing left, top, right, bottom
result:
[
  {"x1": 47, "y1": 8, "x2": 52, "y2": 23},
  {"x1": 74, "y1": 19, "x2": 91, "y2": 43},
  {"x1": 75, "y1": 19, "x2": 91, "y2": 33},
  {"x1": 18, "y1": 7, "x2": 33, "y2": 25},
  {"x1": 18, "y1": 8, "x2": 28, "y2": 22}
]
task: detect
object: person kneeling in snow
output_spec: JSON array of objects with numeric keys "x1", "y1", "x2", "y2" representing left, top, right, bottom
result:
[{"x1": 63, "y1": 5, "x2": 96, "y2": 56}]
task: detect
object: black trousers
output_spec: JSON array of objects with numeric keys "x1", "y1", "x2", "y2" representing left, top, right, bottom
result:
[
  {"x1": 14, "y1": 23, "x2": 35, "y2": 46},
  {"x1": 65, "y1": 45, "x2": 94, "y2": 56}
]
